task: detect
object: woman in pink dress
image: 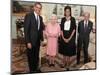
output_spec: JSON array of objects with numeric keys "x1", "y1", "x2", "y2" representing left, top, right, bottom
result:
[{"x1": 45, "y1": 14, "x2": 61, "y2": 66}]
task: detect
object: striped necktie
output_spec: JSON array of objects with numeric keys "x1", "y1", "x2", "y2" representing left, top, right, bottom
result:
[
  {"x1": 36, "y1": 15, "x2": 40, "y2": 30},
  {"x1": 84, "y1": 21, "x2": 88, "y2": 32}
]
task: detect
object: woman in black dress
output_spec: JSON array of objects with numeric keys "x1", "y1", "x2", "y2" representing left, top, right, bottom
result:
[{"x1": 59, "y1": 6, "x2": 76, "y2": 70}]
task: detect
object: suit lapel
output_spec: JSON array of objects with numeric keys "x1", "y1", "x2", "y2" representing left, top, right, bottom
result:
[
  {"x1": 88, "y1": 21, "x2": 90, "y2": 28},
  {"x1": 31, "y1": 12, "x2": 39, "y2": 30},
  {"x1": 31, "y1": 12, "x2": 37, "y2": 23},
  {"x1": 83, "y1": 20, "x2": 90, "y2": 32}
]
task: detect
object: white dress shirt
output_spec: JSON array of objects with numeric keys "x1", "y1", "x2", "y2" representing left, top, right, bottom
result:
[
  {"x1": 64, "y1": 20, "x2": 71, "y2": 31},
  {"x1": 84, "y1": 20, "x2": 88, "y2": 28},
  {"x1": 34, "y1": 12, "x2": 40, "y2": 30}
]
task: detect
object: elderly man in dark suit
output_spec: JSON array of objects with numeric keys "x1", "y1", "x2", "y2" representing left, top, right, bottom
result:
[
  {"x1": 24, "y1": 2, "x2": 44, "y2": 73},
  {"x1": 77, "y1": 12, "x2": 93, "y2": 64}
]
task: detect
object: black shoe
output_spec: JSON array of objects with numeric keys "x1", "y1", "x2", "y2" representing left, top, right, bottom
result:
[
  {"x1": 60, "y1": 65, "x2": 64, "y2": 68},
  {"x1": 66, "y1": 68, "x2": 70, "y2": 71},
  {"x1": 84, "y1": 61, "x2": 88, "y2": 64},
  {"x1": 49, "y1": 64, "x2": 52, "y2": 67},
  {"x1": 29, "y1": 70, "x2": 35, "y2": 73},
  {"x1": 51, "y1": 64, "x2": 55, "y2": 67},
  {"x1": 49, "y1": 64, "x2": 55, "y2": 67},
  {"x1": 36, "y1": 69, "x2": 42, "y2": 73}
]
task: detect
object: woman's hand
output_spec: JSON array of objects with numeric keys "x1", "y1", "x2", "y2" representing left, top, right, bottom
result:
[
  {"x1": 54, "y1": 34, "x2": 57, "y2": 38},
  {"x1": 27, "y1": 43, "x2": 32, "y2": 49},
  {"x1": 48, "y1": 34, "x2": 53, "y2": 37},
  {"x1": 48, "y1": 33, "x2": 56, "y2": 37},
  {"x1": 63, "y1": 38, "x2": 70, "y2": 43}
]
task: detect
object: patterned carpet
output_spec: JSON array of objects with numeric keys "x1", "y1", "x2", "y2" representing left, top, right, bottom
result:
[{"x1": 11, "y1": 39, "x2": 96, "y2": 74}]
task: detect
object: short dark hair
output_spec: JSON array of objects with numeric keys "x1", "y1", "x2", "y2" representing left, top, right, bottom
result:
[
  {"x1": 64, "y1": 6, "x2": 71, "y2": 16},
  {"x1": 34, "y1": 2, "x2": 42, "y2": 8}
]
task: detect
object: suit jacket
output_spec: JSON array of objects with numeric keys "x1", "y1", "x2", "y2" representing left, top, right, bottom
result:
[
  {"x1": 24, "y1": 12, "x2": 44, "y2": 46},
  {"x1": 60, "y1": 17, "x2": 76, "y2": 39},
  {"x1": 78, "y1": 20, "x2": 93, "y2": 41}
]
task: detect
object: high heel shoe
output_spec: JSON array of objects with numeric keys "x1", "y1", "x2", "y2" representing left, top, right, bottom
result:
[
  {"x1": 49, "y1": 64, "x2": 55, "y2": 67},
  {"x1": 60, "y1": 63, "x2": 66, "y2": 68}
]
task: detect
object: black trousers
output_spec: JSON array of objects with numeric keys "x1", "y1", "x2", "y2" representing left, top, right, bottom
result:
[
  {"x1": 77, "y1": 38, "x2": 89, "y2": 64},
  {"x1": 26, "y1": 40, "x2": 40, "y2": 72}
]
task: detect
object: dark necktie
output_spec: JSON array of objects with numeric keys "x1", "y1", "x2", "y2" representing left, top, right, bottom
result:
[
  {"x1": 37, "y1": 15, "x2": 38, "y2": 29},
  {"x1": 84, "y1": 21, "x2": 88, "y2": 32}
]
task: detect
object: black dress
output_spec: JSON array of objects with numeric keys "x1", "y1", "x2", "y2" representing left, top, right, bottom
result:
[{"x1": 59, "y1": 17, "x2": 76, "y2": 56}]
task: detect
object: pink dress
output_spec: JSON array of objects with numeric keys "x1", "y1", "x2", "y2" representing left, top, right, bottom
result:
[{"x1": 45, "y1": 23, "x2": 61, "y2": 56}]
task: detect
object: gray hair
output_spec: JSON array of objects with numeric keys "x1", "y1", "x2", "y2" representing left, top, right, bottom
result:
[
  {"x1": 83, "y1": 12, "x2": 90, "y2": 17},
  {"x1": 50, "y1": 14, "x2": 57, "y2": 20}
]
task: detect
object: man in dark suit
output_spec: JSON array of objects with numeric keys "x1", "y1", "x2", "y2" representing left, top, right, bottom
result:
[
  {"x1": 24, "y1": 2, "x2": 44, "y2": 73},
  {"x1": 77, "y1": 12, "x2": 93, "y2": 64}
]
